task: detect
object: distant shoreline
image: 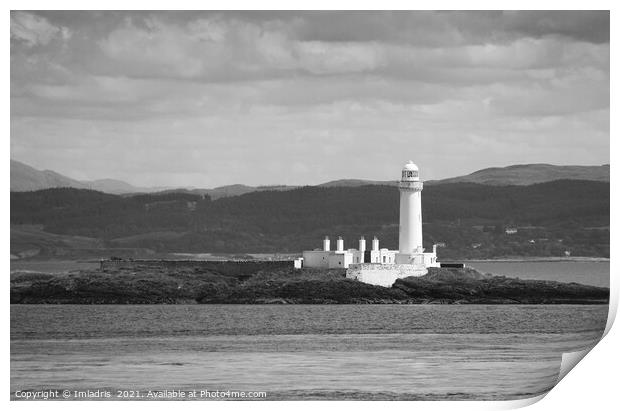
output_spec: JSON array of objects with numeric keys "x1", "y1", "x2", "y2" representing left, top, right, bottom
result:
[{"x1": 459, "y1": 257, "x2": 610, "y2": 263}]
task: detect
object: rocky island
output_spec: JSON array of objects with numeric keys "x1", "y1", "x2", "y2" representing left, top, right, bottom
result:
[{"x1": 10, "y1": 260, "x2": 609, "y2": 305}]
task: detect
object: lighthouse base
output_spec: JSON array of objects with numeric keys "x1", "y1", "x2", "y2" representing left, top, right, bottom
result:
[
  {"x1": 395, "y1": 251, "x2": 439, "y2": 267},
  {"x1": 346, "y1": 263, "x2": 428, "y2": 287}
]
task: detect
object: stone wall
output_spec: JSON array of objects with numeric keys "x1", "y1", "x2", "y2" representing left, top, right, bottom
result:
[
  {"x1": 100, "y1": 259, "x2": 291, "y2": 272},
  {"x1": 346, "y1": 263, "x2": 427, "y2": 287}
]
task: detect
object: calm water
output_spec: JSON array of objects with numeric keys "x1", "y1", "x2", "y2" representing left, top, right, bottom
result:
[
  {"x1": 467, "y1": 261, "x2": 609, "y2": 287},
  {"x1": 11, "y1": 304, "x2": 608, "y2": 401}
]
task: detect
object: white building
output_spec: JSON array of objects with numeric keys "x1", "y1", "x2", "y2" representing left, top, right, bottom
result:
[
  {"x1": 299, "y1": 161, "x2": 440, "y2": 286},
  {"x1": 301, "y1": 235, "x2": 399, "y2": 269},
  {"x1": 301, "y1": 236, "x2": 364, "y2": 269}
]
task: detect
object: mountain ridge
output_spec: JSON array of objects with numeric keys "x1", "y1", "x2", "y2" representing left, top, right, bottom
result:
[
  {"x1": 428, "y1": 163, "x2": 610, "y2": 186},
  {"x1": 10, "y1": 159, "x2": 610, "y2": 197}
]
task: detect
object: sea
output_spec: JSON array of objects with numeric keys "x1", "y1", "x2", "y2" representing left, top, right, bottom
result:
[
  {"x1": 467, "y1": 260, "x2": 610, "y2": 288},
  {"x1": 10, "y1": 261, "x2": 610, "y2": 401},
  {"x1": 11, "y1": 304, "x2": 608, "y2": 401}
]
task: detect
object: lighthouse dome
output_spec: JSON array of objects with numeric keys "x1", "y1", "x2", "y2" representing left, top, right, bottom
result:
[
  {"x1": 403, "y1": 161, "x2": 419, "y2": 171},
  {"x1": 401, "y1": 161, "x2": 420, "y2": 181}
]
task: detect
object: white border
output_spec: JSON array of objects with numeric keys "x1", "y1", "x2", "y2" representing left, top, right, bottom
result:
[{"x1": 5, "y1": 2, "x2": 616, "y2": 410}]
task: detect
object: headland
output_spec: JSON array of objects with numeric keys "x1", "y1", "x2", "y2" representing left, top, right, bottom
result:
[{"x1": 10, "y1": 259, "x2": 609, "y2": 305}]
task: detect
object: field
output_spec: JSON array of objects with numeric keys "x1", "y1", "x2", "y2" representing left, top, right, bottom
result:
[{"x1": 11, "y1": 259, "x2": 100, "y2": 274}]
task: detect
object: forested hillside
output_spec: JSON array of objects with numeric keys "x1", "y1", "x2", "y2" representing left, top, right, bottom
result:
[
  {"x1": 431, "y1": 164, "x2": 610, "y2": 186},
  {"x1": 11, "y1": 180, "x2": 609, "y2": 259}
]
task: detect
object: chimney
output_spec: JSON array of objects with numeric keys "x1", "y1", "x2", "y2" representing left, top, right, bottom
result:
[
  {"x1": 359, "y1": 236, "x2": 366, "y2": 263},
  {"x1": 336, "y1": 236, "x2": 344, "y2": 252},
  {"x1": 359, "y1": 236, "x2": 366, "y2": 253},
  {"x1": 372, "y1": 236, "x2": 380, "y2": 251},
  {"x1": 323, "y1": 236, "x2": 330, "y2": 251}
]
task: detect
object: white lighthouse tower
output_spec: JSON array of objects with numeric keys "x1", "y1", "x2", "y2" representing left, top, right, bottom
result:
[{"x1": 396, "y1": 161, "x2": 424, "y2": 264}]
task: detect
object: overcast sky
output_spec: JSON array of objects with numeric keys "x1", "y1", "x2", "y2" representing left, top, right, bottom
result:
[{"x1": 10, "y1": 11, "x2": 609, "y2": 188}]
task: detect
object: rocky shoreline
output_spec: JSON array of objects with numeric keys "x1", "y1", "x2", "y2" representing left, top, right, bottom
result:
[{"x1": 10, "y1": 263, "x2": 609, "y2": 305}]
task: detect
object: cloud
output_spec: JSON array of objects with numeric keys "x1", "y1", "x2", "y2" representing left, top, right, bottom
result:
[
  {"x1": 91, "y1": 14, "x2": 608, "y2": 86},
  {"x1": 93, "y1": 16, "x2": 438, "y2": 79},
  {"x1": 11, "y1": 11, "x2": 71, "y2": 47},
  {"x1": 263, "y1": 11, "x2": 609, "y2": 45},
  {"x1": 10, "y1": 11, "x2": 610, "y2": 187}
]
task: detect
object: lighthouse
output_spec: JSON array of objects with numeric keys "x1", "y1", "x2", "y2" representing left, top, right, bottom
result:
[
  {"x1": 302, "y1": 160, "x2": 439, "y2": 286},
  {"x1": 396, "y1": 161, "x2": 424, "y2": 263}
]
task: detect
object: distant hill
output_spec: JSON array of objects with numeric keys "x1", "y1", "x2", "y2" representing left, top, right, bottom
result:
[
  {"x1": 207, "y1": 184, "x2": 297, "y2": 199},
  {"x1": 318, "y1": 179, "x2": 397, "y2": 188},
  {"x1": 83, "y1": 179, "x2": 150, "y2": 194},
  {"x1": 10, "y1": 181, "x2": 610, "y2": 259},
  {"x1": 11, "y1": 160, "x2": 89, "y2": 192},
  {"x1": 204, "y1": 184, "x2": 258, "y2": 198},
  {"x1": 11, "y1": 159, "x2": 610, "y2": 197},
  {"x1": 430, "y1": 164, "x2": 609, "y2": 186},
  {"x1": 150, "y1": 184, "x2": 298, "y2": 200},
  {"x1": 10, "y1": 160, "x2": 167, "y2": 194},
  {"x1": 142, "y1": 181, "x2": 395, "y2": 199}
]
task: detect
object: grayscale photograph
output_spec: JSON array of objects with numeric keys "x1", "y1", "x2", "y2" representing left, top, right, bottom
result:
[{"x1": 10, "y1": 10, "x2": 610, "y2": 401}]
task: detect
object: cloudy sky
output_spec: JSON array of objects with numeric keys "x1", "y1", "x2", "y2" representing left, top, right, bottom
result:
[{"x1": 10, "y1": 11, "x2": 609, "y2": 188}]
